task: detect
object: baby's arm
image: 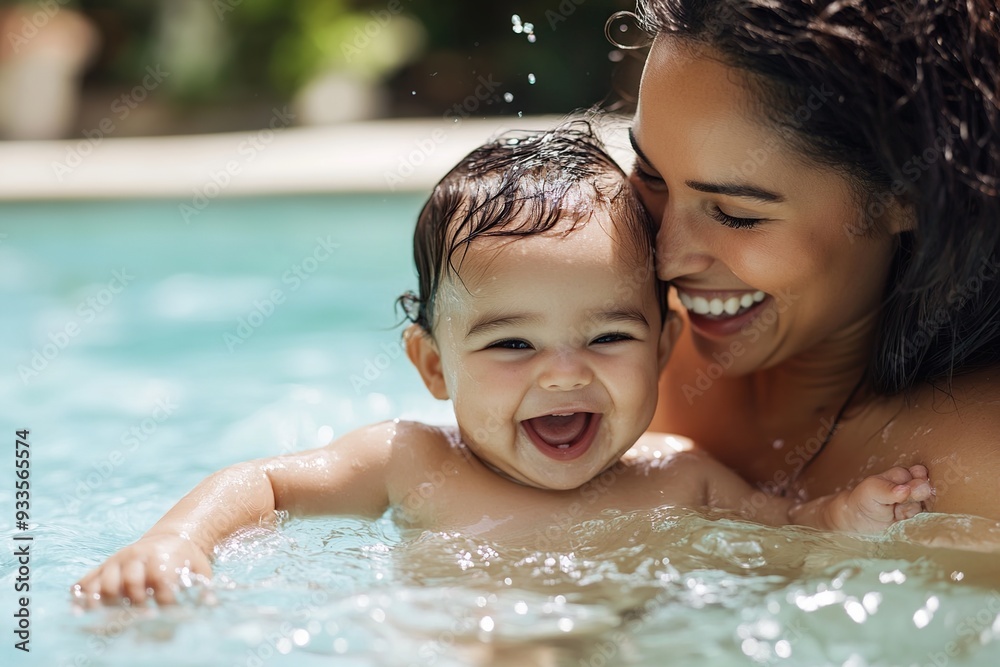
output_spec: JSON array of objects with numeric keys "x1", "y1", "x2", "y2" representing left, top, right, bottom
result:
[
  {"x1": 692, "y1": 450, "x2": 933, "y2": 533},
  {"x1": 73, "y1": 420, "x2": 422, "y2": 605}
]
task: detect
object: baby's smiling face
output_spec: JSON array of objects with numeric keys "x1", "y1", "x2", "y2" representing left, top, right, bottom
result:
[{"x1": 411, "y1": 213, "x2": 676, "y2": 491}]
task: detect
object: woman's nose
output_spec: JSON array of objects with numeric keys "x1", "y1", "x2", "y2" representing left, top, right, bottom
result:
[
  {"x1": 537, "y1": 351, "x2": 593, "y2": 391},
  {"x1": 655, "y1": 203, "x2": 714, "y2": 282}
]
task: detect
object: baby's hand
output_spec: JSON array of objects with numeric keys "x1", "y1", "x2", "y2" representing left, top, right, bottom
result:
[
  {"x1": 830, "y1": 465, "x2": 933, "y2": 533},
  {"x1": 72, "y1": 534, "x2": 212, "y2": 607}
]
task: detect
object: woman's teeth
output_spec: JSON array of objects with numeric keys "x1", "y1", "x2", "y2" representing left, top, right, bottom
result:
[{"x1": 678, "y1": 290, "x2": 766, "y2": 317}]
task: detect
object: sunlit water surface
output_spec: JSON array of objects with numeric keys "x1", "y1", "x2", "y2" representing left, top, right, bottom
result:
[{"x1": 1, "y1": 196, "x2": 999, "y2": 667}]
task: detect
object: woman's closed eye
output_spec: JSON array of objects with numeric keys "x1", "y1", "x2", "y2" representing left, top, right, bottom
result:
[{"x1": 710, "y1": 206, "x2": 765, "y2": 230}]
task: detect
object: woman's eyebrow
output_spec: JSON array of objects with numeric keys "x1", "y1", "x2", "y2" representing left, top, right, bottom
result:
[
  {"x1": 629, "y1": 127, "x2": 785, "y2": 203},
  {"x1": 684, "y1": 180, "x2": 785, "y2": 203}
]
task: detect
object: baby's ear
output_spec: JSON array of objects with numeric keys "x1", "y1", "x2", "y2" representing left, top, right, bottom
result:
[
  {"x1": 405, "y1": 324, "x2": 449, "y2": 400},
  {"x1": 657, "y1": 310, "x2": 683, "y2": 372}
]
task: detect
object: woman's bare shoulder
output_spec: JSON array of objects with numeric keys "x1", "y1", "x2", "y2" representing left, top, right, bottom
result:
[
  {"x1": 890, "y1": 368, "x2": 1000, "y2": 518},
  {"x1": 900, "y1": 367, "x2": 1000, "y2": 433}
]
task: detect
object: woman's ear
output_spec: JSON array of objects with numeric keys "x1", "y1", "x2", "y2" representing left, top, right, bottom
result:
[
  {"x1": 404, "y1": 324, "x2": 449, "y2": 400},
  {"x1": 658, "y1": 310, "x2": 683, "y2": 373}
]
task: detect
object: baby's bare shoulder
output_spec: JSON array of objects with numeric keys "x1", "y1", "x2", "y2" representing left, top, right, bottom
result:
[
  {"x1": 326, "y1": 420, "x2": 461, "y2": 474},
  {"x1": 617, "y1": 432, "x2": 722, "y2": 482},
  {"x1": 342, "y1": 419, "x2": 451, "y2": 447},
  {"x1": 368, "y1": 420, "x2": 480, "y2": 473}
]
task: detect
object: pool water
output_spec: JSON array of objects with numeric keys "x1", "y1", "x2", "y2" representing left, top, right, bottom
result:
[{"x1": 2, "y1": 196, "x2": 999, "y2": 667}]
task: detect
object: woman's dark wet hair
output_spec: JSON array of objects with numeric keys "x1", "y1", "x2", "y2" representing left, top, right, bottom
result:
[
  {"x1": 399, "y1": 120, "x2": 667, "y2": 334},
  {"x1": 634, "y1": 0, "x2": 1000, "y2": 395}
]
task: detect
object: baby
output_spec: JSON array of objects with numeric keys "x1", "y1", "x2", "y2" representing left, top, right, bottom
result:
[{"x1": 75, "y1": 122, "x2": 932, "y2": 605}]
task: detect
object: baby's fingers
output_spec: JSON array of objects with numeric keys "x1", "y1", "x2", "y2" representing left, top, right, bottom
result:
[
  {"x1": 122, "y1": 559, "x2": 151, "y2": 605},
  {"x1": 901, "y1": 475, "x2": 934, "y2": 503},
  {"x1": 150, "y1": 566, "x2": 179, "y2": 605},
  {"x1": 894, "y1": 500, "x2": 924, "y2": 521},
  {"x1": 98, "y1": 563, "x2": 126, "y2": 603},
  {"x1": 864, "y1": 467, "x2": 933, "y2": 505},
  {"x1": 72, "y1": 563, "x2": 124, "y2": 608},
  {"x1": 71, "y1": 571, "x2": 102, "y2": 609},
  {"x1": 874, "y1": 466, "x2": 916, "y2": 487},
  {"x1": 856, "y1": 472, "x2": 914, "y2": 507}
]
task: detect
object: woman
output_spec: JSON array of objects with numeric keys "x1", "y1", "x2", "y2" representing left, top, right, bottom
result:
[{"x1": 626, "y1": 0, "x2": 1000, "y2": 518}]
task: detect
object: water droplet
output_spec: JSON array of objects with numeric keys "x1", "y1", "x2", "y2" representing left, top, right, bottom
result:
[
  {"x1": 609, "y1": 50, "x2": 624, "y2": 63},
  {"x1": 517, "y1": 111, "x2": 523, "y2": 117},
  {"x1": 527, "y1": 73, "x2": 536, "y2": 84},
  {"x1": 878, "y1": 569, "x2": 906, "y2": 584},
  {"x1": 479, "y1": 616, "x2": 495, "y2": 632},
  {"x1": 503, "y1": 92, "x2": 514, "y2": 103},
  {"x1": 862, "y1": 591, "x2": 882, "y2": 613},
  {"x1": 844, "y1": 599, "x2": 867, "y2": 624},
  {"x1": 411, "y1": 90, "x2": 416, "y2": 95},
  {"x1": 511, "y1": 13, "x2": 536, "y2": 42}
]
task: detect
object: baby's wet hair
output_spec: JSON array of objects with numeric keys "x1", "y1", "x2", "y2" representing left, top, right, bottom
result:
[{"x1": 399, "y1": 119, "x2": 665, "y2": 334}]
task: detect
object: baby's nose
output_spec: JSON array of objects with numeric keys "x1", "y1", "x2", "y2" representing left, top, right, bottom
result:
[{"x1": 538, "y1": 351, "x2": 593, "y2": 391}]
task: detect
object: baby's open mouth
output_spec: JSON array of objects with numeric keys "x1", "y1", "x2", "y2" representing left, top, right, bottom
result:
[{"x1": 522, "y1": 412, "x2": 600, "y2": 461}]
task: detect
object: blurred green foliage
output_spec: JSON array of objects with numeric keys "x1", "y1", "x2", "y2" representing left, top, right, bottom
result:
[{"x1": 74, "y1": 0, "x2": 639, "y2": 119}]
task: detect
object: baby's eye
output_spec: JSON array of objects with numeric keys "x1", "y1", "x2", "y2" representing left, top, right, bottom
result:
[
  {"x1": 631, "y1": 160, "x2": 667, "y2": 193},
  {"x1": 591, "y1": 332, "x2": 635, "y2": 345},
  {"x1": 487, "y1": 339, "x2": 532, "y2": 351}
]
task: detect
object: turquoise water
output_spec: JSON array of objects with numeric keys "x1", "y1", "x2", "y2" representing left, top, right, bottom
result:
[{"x1": 2, "y1": 196, "x2": 999, "y2": 666}]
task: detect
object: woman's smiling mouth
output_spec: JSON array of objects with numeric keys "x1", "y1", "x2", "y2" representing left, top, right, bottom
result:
[
  {"x1": 677, "y1": 288, "x2": 766, "y2": 319},
  {"x1": 676, "y1": 288, "x2": 773, "y2": 338}
]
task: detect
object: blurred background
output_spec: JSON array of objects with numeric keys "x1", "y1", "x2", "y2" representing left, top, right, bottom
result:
[{"x1": 0, "y1": 0, "x2": 642, "y2": 141}]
